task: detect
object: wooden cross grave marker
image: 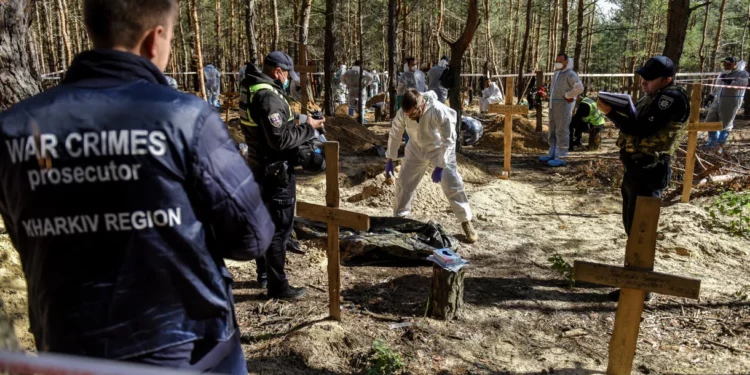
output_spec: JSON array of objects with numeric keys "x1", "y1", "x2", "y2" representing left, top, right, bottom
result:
[
  {"x1": 681, "y1": 83, "x2": 723, "y2": 203},
  {"x1": 295, "y1": 44, "x2": 317, "y2": 114},
  {"x1": 488, "y1": 77, "x2": 529, "y2": 179},
  {"x1": 296, "y1": 142, "x2": 371, "y2": 321},
  {"x1": 573, "y1": 197, "x2": 702, "y2": 375}
]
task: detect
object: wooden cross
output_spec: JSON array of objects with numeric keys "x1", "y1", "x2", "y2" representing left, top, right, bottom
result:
[
  {"x1": 681, "y1": 84, "x2": 723, "y2": 203},
  {"x1": 295, "y1": 142, "x2": 371, "y2": 321},
  {"x1": 295, "y1": 44, "x2": 317, "y2": 114},
  {"x1": 573, "y1": 197, "x2": 702, "y2": 375},
  {"x1": 488, "y1": 77, "x2": 529, "y2": 179}
]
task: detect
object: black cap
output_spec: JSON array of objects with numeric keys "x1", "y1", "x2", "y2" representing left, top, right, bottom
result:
[
  {"x1": 722, "y1": 56, "x2": 737, "y2": 64},
  {"x1": 264, "y1": 51, "x2": 299, "y2": 81},
  {"x1": 635, "y1": 56, "x2": 676, "y2": 80}
]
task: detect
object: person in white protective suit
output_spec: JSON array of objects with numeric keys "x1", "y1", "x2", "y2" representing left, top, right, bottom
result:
[
  {"x1": 415, "y1": 64, "x2": 427, "y2": 93},
  {"x1": 705, "y1": 56, "x2": 749, "y2": 150},
  {"x1": 370, "y1": 70, "x2": 381, "y2": 98},
  {"x1": 428, "y1": 56, "x2": 450, "y2": 103},
  {"x1": 539, "y1": 53, "x2": 583, "y2": 167},
  {"x1": 384, "y1": 89, "x2": 478, "y2": 243},
  {"x1": 341, "y1": 61, "x2": 375, "y2": 118},
  {"x1": 397, "y1": 57, "x2": 420, "y2": 109},
  {"x1": 203, "y1": 63, "x2": 221, "y2": 107},
  {"x1": 479, "y1": 78, "x2": 504, "y2": 113},
  {"x1": 333, "y1": 64, "x2": 348, "y2": 107}
]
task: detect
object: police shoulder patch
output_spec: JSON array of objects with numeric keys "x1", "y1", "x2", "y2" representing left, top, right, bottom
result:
[
  {"x1": 658, "y1": 95, "x2": 674, "y2": 110},
  {"x1": 268, "y1": 113, "x2": 283, "y2": 127}
]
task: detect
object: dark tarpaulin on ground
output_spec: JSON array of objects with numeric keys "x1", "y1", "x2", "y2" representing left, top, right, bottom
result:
[{"x1": 293, "y1": 216, "x2": 460, "y2": 260}]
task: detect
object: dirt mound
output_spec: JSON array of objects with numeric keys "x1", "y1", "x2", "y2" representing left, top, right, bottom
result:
[
  {"x1": 473, "y1": 114, "x2": 548, "y2": 153},
  {"x1": 277, "y1": 322, "x2": 356, "y2": 372},
  {"x1": 324, "y1": 116, "x2": 383, "y2": 155}
]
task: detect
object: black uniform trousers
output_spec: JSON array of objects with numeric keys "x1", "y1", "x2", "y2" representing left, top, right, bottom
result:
[
  {"x1": 620, "y1": 153, "x2": 671, "y2": 236},
  {"x1": 256, "y1": 173, "x2": 296, "y2": 294}
]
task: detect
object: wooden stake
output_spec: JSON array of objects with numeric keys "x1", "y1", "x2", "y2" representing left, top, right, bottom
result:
[
  {"x1": 681, "y1": 84, "x2": 722, "y2": 203},
  {"x1": 573, "y1": 197, "x2": 701, "y2": 375},
  {"x1": 488, "y1": 77, "x2": 529, "y2": 179},
  {"x1": 296, "y1": 142, "x2": 370, "y2": 321}
]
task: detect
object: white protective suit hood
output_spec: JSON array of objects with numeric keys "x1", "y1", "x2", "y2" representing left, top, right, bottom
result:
[
  {"x1": 403, "y1": 63, "x2": 411, "y2": 73},
  {"x1": 560, "y1": 57, "x2": 574, "y2": 72},
  {"x1": 386, "y1": 90, "x2": 457, "y2": 169},
  {"x1": 438, "y1": 59, "x2": 449, "y2": 68}
]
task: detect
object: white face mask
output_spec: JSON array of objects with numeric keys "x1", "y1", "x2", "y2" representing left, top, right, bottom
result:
[
  {"x1": 723, "y1": 69, "x2": 732, "y2": 74},
  {"x1": 554, "y1": 62, "x2": 564, "y2": 70},
  {"x1": 411, "y1": 65, "x2": 417, "y2": 72}
]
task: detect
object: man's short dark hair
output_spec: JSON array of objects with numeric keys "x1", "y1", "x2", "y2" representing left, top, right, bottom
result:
[
  {"x1": 84, "y1": 0, "x2": 177, "y2": 49},
  {"x1": 557, "y1": 53, "x2": 569, "y2": 59},
  {"x1": 353, "y1": 60, "x2": 362, "y2": 66},
  {"x1": 401, "y1": 89, "x2": 423, "y2": 111},
  {"x1": 406, "y1": 57, "x2": 416, "y2": 64}
]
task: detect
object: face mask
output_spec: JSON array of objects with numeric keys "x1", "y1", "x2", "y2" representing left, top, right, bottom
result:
[
  {"x1": 283, "y1": 79, "x2": 290, "y2": 90},
  {"x1": 411, "y1": 65, "x2": 417, "y2": 72},
  {"x1": 554, "y1": 62, "x2": 563, "y2": 70},
  {"x1": 723, "y1": 70, "x2": 732, "y2": 74}
]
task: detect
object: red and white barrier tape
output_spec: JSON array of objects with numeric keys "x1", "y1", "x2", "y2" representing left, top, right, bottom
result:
[
  {"x1": 701, "y1": 83, "x2": 749, "y2": 90},
  {"x1": 0, "y1": 351, "x2": 210, "y2": 375}
]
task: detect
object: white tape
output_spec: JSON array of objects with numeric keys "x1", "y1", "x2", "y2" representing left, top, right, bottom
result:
[
  {"x1": 0, "y1": 350, "x2": 213, "y2": 375},
  {"x1": 701, "y1": 83, "x2": 749, "y2": 90}
]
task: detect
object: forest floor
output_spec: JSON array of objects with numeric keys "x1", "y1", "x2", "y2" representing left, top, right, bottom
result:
[{"x1": 1, "y1": 103, "x2": 749, "y2": 375}]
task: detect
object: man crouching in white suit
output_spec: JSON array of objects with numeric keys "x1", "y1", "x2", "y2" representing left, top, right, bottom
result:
[{"x1": 384, "y1": 88, "x2": 478, "y2": 243}]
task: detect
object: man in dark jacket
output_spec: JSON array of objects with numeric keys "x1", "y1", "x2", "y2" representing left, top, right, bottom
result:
[
  {"x1": 0, "y1": 0, "x2": 273, "y2": 373},
  {"x1": 239, "y1": 52, "x2": 325, "y2": 300}
]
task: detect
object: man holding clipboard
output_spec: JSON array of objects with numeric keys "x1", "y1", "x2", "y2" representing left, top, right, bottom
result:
[{"x1": 596, "y1": 56, "x2": 690, "y2": 237}]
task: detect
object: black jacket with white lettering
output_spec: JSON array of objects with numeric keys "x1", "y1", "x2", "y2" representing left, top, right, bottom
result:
[{"x1": 0, "y1": 49, "x2": 274, "y2": 360}]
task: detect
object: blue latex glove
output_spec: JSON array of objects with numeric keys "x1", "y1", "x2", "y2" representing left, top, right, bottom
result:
[
  {"x1": 431, "y1": 167, "x2": 443, "y2": 183},
  {"x1": 385, "y1": 160, "x2": 395, "y2": 179}
]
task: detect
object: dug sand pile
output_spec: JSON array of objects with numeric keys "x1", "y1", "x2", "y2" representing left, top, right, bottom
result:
[
  {"x1": 473, "y1": 114, "x2": 548, "y2": 152},
  {"x1": 0, "y1": 218, "x2": 33, "y2": 351},
  {"x1": 324, "y1": 116, "x2": 383, "y2": 155}
]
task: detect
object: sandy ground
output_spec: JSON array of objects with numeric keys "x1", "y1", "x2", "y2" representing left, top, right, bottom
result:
[{"x1": 1, "y1": 105, "x2": 749, "y2": 374}]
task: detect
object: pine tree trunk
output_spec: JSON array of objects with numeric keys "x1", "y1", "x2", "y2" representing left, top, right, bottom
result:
[
  {"x1": 190, "y1": 0, "x2": 207, "y2": 99},
  {"x1": 34, "y1": 1, "x2": 45, "y2": 73},
  {"x1": 358, "y1": 0, "x2": 364, "y2": 124},
  {"x1": 583, "y1": 1, "x2": 595, "y2": 76},
  {"x1": 271, "y1": 0, "x2": 279, "y2": 52},
  {"x1": 245, "y1": 0, "x2": 259, "y2": 65},
  {"x1": 215, "y1": 0, "x2": 222, "y2": 69},
  {"x1": 517, "y1": 0, "x2": 533, "y2": 104},
  {"x1": 711, "y1": 0, "x2": 727, "y2": 69},
  {"x1": 549, "y1": 0, "x2": 559, "y2": 71},
  {"x1": 573, "y1": 0, "x2": 584, "y2": 71},
  {"x1": 444, "y1": 0, "x2": 481, "y2": 151},
  {"x1": 560, "y1": 0, "x2": 569, "y2": 54},
  {"x1": 697, "y1": 2, "x2": 711, "y2": 73},
  {"x1": 325, "y1": 0, "x2": 338, "y2": 116},
  {"x1": 229, "y1": 0, "x2": 236, "y2": 73},
  {"x1": 299, "y1": 0, "x2": 314, "y2": 108},
  {"x1": 388, "y1": 0, "x2": 397, "y2": 118},
  {"x1": 1, "y1": 0, "x2": 43, "y2": 111},
  {"x1": 662, "y1": 0, "x2": 691, "y2": 70},
  {"x1": 178, "y1": 3, "x2": 190, "y2": 88},
  {"x1": 57, "y1": 0, "x2": 72, "y2": 68}
]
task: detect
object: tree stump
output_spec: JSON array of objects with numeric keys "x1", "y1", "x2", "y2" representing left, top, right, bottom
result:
[{"x1": 427, "y1": 265, "x2": 465, "y2": 320}]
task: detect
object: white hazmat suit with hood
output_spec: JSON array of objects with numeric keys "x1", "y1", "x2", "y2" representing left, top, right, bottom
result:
[
  {"x1": 341, "y1": 65, "x2": 375, "y2": 116},
  {"x1": 428, "y1": 59, "x2": 450, "y2": 102},
  {"x1": 706, "y1": 60, "x2": 749, "y2": 146},
  {"x1": 333, "y1": 65, "x2": 348, "y2": 106},
  {"x1": 542, "y1": 57, "x2": 583, "y2": 165},
  {"x1": 480, "y1": 81, "x2": 504, "y2": 112},
  {"x1": 397, "y1": 64, "x2": 419, "y2": 95},
  {"x1": 370, "y1": 70, "x2": 381, "y2": 97},
  {"x1": 203, "y1": 64, "x2": 222, "y2": 107},
  {"x1": 386, "y1": 91, "x2": 472, "y2": 223}
]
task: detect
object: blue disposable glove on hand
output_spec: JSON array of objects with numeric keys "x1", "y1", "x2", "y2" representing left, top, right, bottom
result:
[
  {"x1": 431, "y1": 167, "x2": 443, "y2": 183},
  {"x1": 385, "y1": 160, "x2": 395, "y2": 179}
]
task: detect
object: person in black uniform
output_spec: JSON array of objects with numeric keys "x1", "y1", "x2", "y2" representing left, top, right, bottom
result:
[
  {"x1": 239, "y1": 51, "x2": 326, "y2": 300},
  {"x1": 597, "y1": 56, "x2": 689, "y2": 302},
  {"x1": 0, "y1": 0, "x2": 274, "y2": 372}
]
